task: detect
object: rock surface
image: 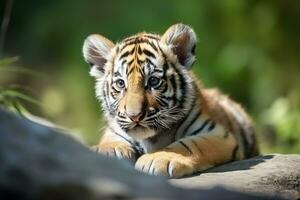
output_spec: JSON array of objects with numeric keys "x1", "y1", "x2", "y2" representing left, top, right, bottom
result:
[
  {"x1": 172, "y1": 154, "x2": 300, "y2": 199},
  {"x1": 0, "y1": 109, "x2": 295, "y2": 199}
]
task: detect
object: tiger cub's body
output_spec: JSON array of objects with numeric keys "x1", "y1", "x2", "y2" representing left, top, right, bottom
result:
[{"x1": 83, "y1": 24, "x2": 259, "y2": 178}]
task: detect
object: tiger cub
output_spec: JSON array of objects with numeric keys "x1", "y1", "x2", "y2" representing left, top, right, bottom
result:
[{"x1": 83, "y1": 24, "x2": 259, "y2": 178}]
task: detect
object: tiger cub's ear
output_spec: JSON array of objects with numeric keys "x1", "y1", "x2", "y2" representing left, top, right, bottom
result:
[
  {"x1": 83, "y1": 34, "x2": 114, "y2": 77},
  {"x1": 161, "y1": 24, "x2": 197, "y2": 68}
]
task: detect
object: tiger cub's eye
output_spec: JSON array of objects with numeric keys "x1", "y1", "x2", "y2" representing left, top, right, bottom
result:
[
  {"x1": 116, "y1": 79, "x2": 125, "y2": 89},
  {"x1": 148, "y1": 77, "x2": 161, "y2": 88}
]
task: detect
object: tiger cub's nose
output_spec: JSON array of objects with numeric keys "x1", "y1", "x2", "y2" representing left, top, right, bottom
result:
[{"x1": 126, "y1": 111, "x2": 144, "y2": 123}]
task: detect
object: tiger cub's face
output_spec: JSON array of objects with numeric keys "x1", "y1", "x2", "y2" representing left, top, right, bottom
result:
[{"x1": 83, "y1": 24, "x2": 197, "y2": 139}]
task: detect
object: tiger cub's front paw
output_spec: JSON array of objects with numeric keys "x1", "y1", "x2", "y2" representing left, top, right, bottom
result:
[
  {"x1": 135, "y1": 151, "x2": 194, "y2": 178},
  {"x1": 93, "y1": 142, "x2": 137, "y2": 162}
]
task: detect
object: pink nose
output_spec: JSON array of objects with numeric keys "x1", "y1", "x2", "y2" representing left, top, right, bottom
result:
[{"x1": 126, "y1": 111, "x2": 143, "y2": 122}]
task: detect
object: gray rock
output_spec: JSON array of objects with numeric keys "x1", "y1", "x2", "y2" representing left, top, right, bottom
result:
[
  {"x1": 0, "y1": 109, "x2": 288, "y2": 199},
  {"x1": 171, "y1": 154, "x2": 300, "y2": 199}
]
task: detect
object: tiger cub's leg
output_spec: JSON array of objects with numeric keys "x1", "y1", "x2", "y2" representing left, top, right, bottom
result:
[
  {"x1": 135, "y1": 126, "x2": 239, "y2": 178},
  {"x1": 93, "y1": 128, "x2": 138, "y2": 162}
]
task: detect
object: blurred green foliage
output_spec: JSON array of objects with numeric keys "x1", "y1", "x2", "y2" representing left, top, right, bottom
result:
[
  {"x1": 0, "y1": 57, "x2": 40, "y2": 115},
  {"x1": 1, "y1": 0, "x2": 299, "y2": 153}
]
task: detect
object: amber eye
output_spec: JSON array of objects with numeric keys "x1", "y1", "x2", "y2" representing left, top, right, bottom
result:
[
  {"x1": 116, "y1": 79, "x2": 125, "y2": 89},
  {"x1": 148, "y1": 77, "x2": 161, "y2": 88}
]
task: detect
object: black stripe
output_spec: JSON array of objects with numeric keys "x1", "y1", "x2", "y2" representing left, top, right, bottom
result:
[
  {"x1": 170, "y1": 63, "x2": 187, "y2": 108},
  {"x1": 249, "y1": 131, "x2": 257, "y2": 157},
  {"x1": 142, "y1": 39, "x2": 159, "y2": 52},
  {"x1": 190, "y1": 119, "x2": 211, "y2": 136},
  {"x1": 149, "y1": 41, "x2": 158, "y2": 51},
  {"x1": 111, "y1": 85, "x2": 120, "y2": 93},
  {"x1": 122, "y1": 36, "x2": 138, "y2": 43},
  {"x1": 117, "y1": 113, "x2": 126, "y2": 119},
  {"x1": 231, "y1": 145, "x2": 239, "y2": 161},
  {"x1": 166, "y1": 63, "x2": 179, "y2": 107},
  {"x1": 163, "y1": 61, "x2": 169, "y2": 70},
  {"x1": 157, "y1": 42, "x2": 166, "y2": 58},
  {"x1": 120, "y1": 43, "x2": 132, "y2": 52},
  {"x1": 130, "y1": 46, "x2": 136, "y2": 54},
  {"x1": 121, "y1": 59, "x2": 127, "y2": 65},
  {"x1": 143, "y1": 49, "x2": 156, "y2": 58},
  {"x1": 110, "y1": 92, "x2": 117, "y2": 100},
  {"x1": 121, "y1": 38, "x2": 152, "y2": 49},
  {"x1": 138, "y1": 67, "x2": 145, "y2": 77},
  {"x1": 161, "y1": 95, "x2": 174, "y2": 101},
  {"x1": 120, "y1": 50, "x2": 132, "y2": 59},
  {"x1": 127, "y1": 59, "x2": 134, "y2": 66},
  {"x1": 169, "y1": 75, "x2": 177, "y2": 92},
  {"x1": 229, "y1": 102, "x2": 252, "y2": 158},
  {"x1": 97, "y1": 65, "x2": 105, "y2": 73},
  {"x1": 208, "y1": 122, "x2": 216, "y2": 131},
  {"x1": 117, "y1": 119, "x2": 130, "y2": 124},
  {"x1": 143, "y1": 34, "x2": 160, "y2": 40},
  {"x1": 182, "y1": 110, "x2": 202, "y2": 136},
  {"x1": 156, "y1": 97, "x2": 168, "y2": 107},
  {"x1": 191, "y1": 139, "x2": 203, "y2": 155},
  {"x1": 145, "y1": 58, "x2": 156, "y2": 67},
  {"x1": 154, "y1": 68, "x2": 164, "y2": 75},
  {"x1": 179, "y1": 141, "x2": 193, "y2": 154},
  {"x1": 127, "y1": 66, "x2": 135, "y2": 75},
  {"x1": 137, "y1": 45, "x2": 142, "y2": 55},
  {"x1": 113, "y1": 71, "x2": 122, "y2": 77},
  {"x1": 238, "y1": 124, "x2": 250, "y2": 158}
]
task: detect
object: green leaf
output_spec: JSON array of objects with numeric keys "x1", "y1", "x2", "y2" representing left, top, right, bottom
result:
[{"x1": 0, "y1": 89, "x2": 40, "y2": 105}]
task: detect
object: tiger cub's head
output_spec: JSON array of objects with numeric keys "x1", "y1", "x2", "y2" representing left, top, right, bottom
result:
[{"x1": 83, "y1": 24, "x2": 197, "y2": 139}]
